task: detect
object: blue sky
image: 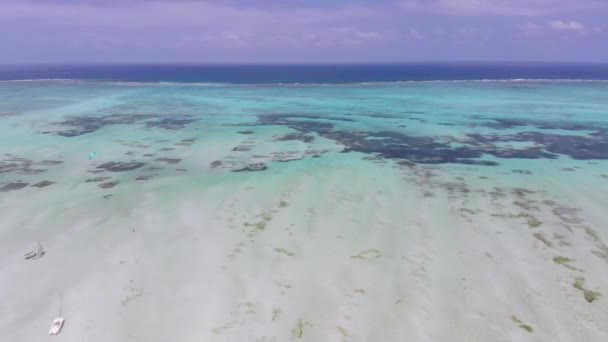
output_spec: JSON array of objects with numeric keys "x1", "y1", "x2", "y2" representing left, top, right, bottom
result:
[{"x1": 1, "y1": 0, "x2": 607, "y2": 63}]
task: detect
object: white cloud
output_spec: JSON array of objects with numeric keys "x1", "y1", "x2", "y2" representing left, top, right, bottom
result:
[
  {"x1": 399, "y1": 0, "x2": 608, "y2": 16},
  {"x1": 0, "y1": 1, "x2": 391, "y2": 51},
  {"x1": 516, "y1": 20, "x2": 601, "y2": 38},
  {"x1": 406, "y1": 29, "x2": 425, "y2": 40},
  {"x1": 300, "y1": 27, "x2": 391, "y2": 47},
  {"x1": 548, "y1": 20, "x2": 585, "y2": 33},
  {"x1": 178, "y1": 32, "x2": 254, "y2": 48}
]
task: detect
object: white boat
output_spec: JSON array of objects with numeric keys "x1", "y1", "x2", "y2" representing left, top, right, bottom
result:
[
  {"x1": 48, "y1": 293, "x2": 65, "y2": 335},
  {"x1": 24, "y1": 241, "x2": 45, "y2": 260},
  {"x1": 48, "y1": 317, "x2": 65, "y2": 335}
]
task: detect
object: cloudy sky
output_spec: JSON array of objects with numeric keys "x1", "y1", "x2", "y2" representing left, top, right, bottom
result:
[{"x1": 1, "y1": 0, "x2": 607, "y2": 63}]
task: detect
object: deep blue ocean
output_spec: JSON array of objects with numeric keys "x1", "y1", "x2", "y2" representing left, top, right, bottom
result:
[{"x1": 1, "y1": 62, "x2": 608, "y2": 83}]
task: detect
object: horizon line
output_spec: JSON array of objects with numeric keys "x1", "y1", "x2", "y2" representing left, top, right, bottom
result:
[{"x1": 2, "y1": 60, "x2": 608, "y2": 67}]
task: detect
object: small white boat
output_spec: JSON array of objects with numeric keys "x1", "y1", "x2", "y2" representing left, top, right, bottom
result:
[
  {"x1": 24, "y1": 241, "x2": 45, "y2": 260},
  {"x1": 48, "y1": 317, "x2": 65, "y2": 335}
]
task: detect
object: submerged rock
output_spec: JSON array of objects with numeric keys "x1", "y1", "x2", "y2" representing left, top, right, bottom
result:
[
  {"x1": 86, "y1": 177, "x2": 111, "y2": 183},
  {"x1": 31, "y1": 181, "x2": 55, "y2": 188},
  {"x1": 0, "y1": 182, "x2": 29, "y2": 192},
  {"x1": 0, "y1": 162, "x2": 22, "y2": 173},
  {"x1": 98, "y1": 181, "x2": 119, "y2": 189},
  {"x1": 18, "y1": 168, "x2": 47, "y2": 175},
  {"x1": 232, "y1": 163, "x2": 268, "y2": 172},
  {"x1": 38, "y1": 160, "x2": 63, "y2": 166},
  {"x1": 231, "y1": 146, "x2": 252, "y2": 152},
  {"x1": 97, "y1": 162, "x2": 145, "y2": 172},
  {"x1": 276, "y1": 133, "x2": 314, "y2": 143},
  {"x1": 155, "y1": 158, "x2": 181, "y2": 165},
  {"x1": 173, "y1": 137, "x2": 197, "y2": 146},
  {"x1": 246, "y1": 163, "x2": 267, "y2": 171},
  {"x1": 210, "y1": 160, "x2": 222, "y2": 168},
  {"x1": 145, "y1": 117, "x2": 196, "y2": 130},
  {"x1": 55, "y1": 114, "x2": 158, "y2": 137},
  {"x1": 238, "y1": 130, "x2": 255, "y2": 135}
]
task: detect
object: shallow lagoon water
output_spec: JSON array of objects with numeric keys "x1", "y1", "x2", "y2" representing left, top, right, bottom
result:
[{"x1": 1, "y1": 80, "x2": 608, "y2": 341}]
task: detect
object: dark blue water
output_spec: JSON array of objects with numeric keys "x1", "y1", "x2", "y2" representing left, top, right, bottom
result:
[{"x1": 1, "y1": 62, "x2": 608, "y2": 83}]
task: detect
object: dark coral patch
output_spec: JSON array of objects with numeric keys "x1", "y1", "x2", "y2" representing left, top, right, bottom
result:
[
  {"x1": 55, "y1": 114, "x2": 158, "y2": 137},
  {"x1": 251, "y1": 113, "x2": 608, "y2": 165},
  {"x1": 97, "y1": 162, "x2": 145, "y2": 172},
  {"x1": 38, "y1": 160, "x2": 63, "y2": 166},
  {"x1": 18, "y1": 169, "x2": 47, "y2": 175},
  {"x1": 0, "y1": 182, "x2": 29, "y2": 192},
  {"x1": 145, "y1": 117, "x2": 196, "y2": 130},
  {"x1": 98, "y1": 181, "x2": 119, "y2": 189},
  {"x1": 86, "y1": 177, "x2": 111, "y2": 183},
  {"x1": 480, "y1": 118, "x2": 606, "y2": 131},
  {"x1": 465, "y1": 132, "x2": 608, "y2": 160},
  {"x1": 276, "y1": 133, "x2": 314, "y2": 143},
  {"x1": 31, "y1": 181, "x2": 55, "y2": 188},
  {"x1": 1, "y1": 157, "x2": 34, "y2": 173}
]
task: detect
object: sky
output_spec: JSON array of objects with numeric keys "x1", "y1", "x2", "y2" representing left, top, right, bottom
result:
[{"x1": 1, "y1": 0, "x2": 607, "y2": 63}]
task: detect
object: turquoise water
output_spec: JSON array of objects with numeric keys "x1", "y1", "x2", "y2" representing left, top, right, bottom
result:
[
  {"x1": 2, "y1": 80, "x2": 607, "y2": 167},
  {"x1": 1, "y1": 80, "x2": 608, "y2": 207},
  {"x1": 1, "y1": 80, "x2": 608, "y2": 341}
]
